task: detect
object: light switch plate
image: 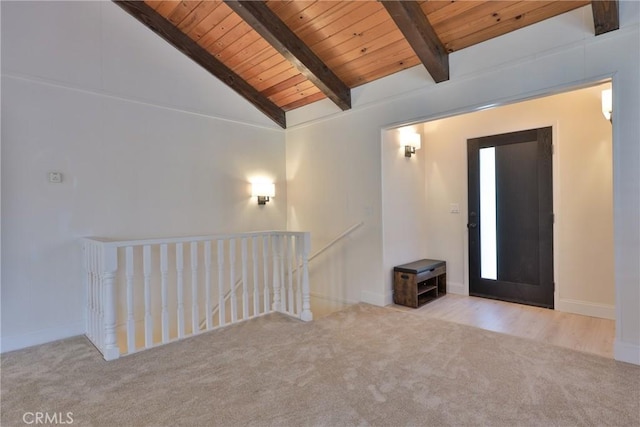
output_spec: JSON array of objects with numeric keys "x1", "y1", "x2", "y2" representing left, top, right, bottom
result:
[
  {"x1": 450, "y1": 203, "x2": 460, "y2": 214},
  {"x1": 48, "y1": 172, "x2": 62, "y2": 183}
]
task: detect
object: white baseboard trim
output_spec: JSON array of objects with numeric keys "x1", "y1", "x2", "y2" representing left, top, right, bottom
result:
[
  {"x1": 309, "y1": 292, "x2": 357, "y2": 305},
  {"x1": 614, "y1": 340, "x2": 640, "y2": 365},
  {"x1": 555, "y1": 298, "x2": 615, "y2": 320},
  {"x1": 360, "y1": 290, "x2": 392, "y2": 307},
  {"x1": 446, "y1": 281, "x2": 467, "y2": 295},
  {"x1": 0, "y1": 322, "x2": 85, "y2": 354}
]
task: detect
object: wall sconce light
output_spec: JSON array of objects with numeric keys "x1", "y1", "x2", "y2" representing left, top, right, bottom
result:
[
  {"x1": 252, "y1": 182, "x2": 275, "y2": 205},
  {"x1": 601, "y1": 88, "x2": 612, "y2": 122},
  {"x1": 403, "y1": 133, "x2": 422, "y2": 158}
]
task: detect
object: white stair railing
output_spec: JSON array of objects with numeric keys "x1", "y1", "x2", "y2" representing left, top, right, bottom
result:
[
  {"x1": 202, "y1": 222, "x2": 364, "y2": 328},
  {"x1": 307, "y1": 222, "x2": 363, "y2": 263},
  {"x1": 83, "y1": 231, "x2": 311, "y2": 361}
]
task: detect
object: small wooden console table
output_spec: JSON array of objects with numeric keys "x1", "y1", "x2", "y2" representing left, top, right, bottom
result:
[{"x1": 393, "y1": 259, "x2": 446, "y2": 308}]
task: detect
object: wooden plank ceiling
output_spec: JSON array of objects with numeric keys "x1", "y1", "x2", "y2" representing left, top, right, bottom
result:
[{"x1": 116, "y1": 1, "x2": 618, "y2": 128}]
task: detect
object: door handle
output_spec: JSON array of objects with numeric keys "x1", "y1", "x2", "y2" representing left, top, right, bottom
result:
[{"x1": 467, "y1": 223, "x2": 477, "y2": 228}]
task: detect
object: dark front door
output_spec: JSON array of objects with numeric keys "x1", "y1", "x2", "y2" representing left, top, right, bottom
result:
[{"x1": 467, "y1": 127, "x2": 554, "y2": 308}]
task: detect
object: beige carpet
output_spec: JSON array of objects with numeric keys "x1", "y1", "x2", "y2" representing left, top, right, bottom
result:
[{"x1": 2, "y1": 303, "x2": 639, "y2": 426}]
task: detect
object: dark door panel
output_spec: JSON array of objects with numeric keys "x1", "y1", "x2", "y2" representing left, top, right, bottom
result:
[{"x1": 468, "y1": 127, "x2": 554, "y2": 308}]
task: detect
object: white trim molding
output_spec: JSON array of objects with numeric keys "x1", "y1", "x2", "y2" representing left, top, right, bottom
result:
[
  {"x1": 556, "y1": 298, "x2": 615, "y2": 320},
  {"x1": 310, "y1": 292, "x2": 357, "y2": 306},
  {"x1": 361, "y1": 290, "x2": 392, "y2": 307},
  {"x1": 614, "y1": 340, "x2": 640, "y2": 365},
  {"x1": 0, "y1": 322, "x2": 84, "y2": 354},
  {"x1": 446, "y1": 281, "x2": 467, "y2": 296}
]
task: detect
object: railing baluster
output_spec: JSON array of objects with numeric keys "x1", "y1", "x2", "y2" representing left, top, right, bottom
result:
[
  {"x1": 295, "y1": 236, "x2": 302, "y2": 316},
  {"x1": 280, "y1": 236, "x2": 286, "y2": 312},
  {"x1": 176, "y1": 243, "x2": 185, "y2": 338},
  {"x1": 143, "y1": 245, "x2": 153, "y2": 348},
  {"x1": 272, "y1": 234, "x2": 281, "y2": 312},
  {"x1": 205, "y1": 241, "x2": 212, "y2": 330},
  {"x1": 300, "y1": 233, "x2": 313, "y2": 321},
  {"x1": 280, "y1": 236, "x2": 287, "y2": 313},
  {"x1": 262, "y1": 236, "x2": 270, "y2": 313},
  {"x1": 191, "y1": 242, "x2": 199, "y2": 334},
  {"x1": 229, "y1": 239, "x2": 237, "y2": 322},
  {"x1": 287, "y1": 236, "x2": 294, "y2": 315},
  {"x1": 252, "y1": 236, "x2": 259, "y2": 317},
  {"x1": 125, "y1": 246, "x2": 136, "y2": 353},
  {"x1": 160, "y1": 244, "x2": 169, "y2": 343},
  {"x1": 217, "y1": 240, "x2": 225, "y2": 327},
  {"x1": 241, "y1": 238, "x2": 249, "y2": 320}
]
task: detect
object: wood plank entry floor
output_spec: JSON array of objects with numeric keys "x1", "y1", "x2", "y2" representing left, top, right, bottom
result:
[{"x1": 391, "y1": 293, "x2": 615, "y2": 359}]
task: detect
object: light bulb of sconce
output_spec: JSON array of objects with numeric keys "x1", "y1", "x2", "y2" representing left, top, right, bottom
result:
[
  {"x1": 601, "y1": 88, "x2": 612, "y2": 122},
  {"x1": 403, "y1": 132, "x2": 421, "y2": 157},
  {"x1": 252, "y1": 182, "x2": 275, "y2": 205}
]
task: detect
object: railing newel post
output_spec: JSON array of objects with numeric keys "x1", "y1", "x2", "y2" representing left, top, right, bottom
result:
[
  {"x1": 102, "y1": 244, "x2": 120, "y2": 360},
  {"x1": 82, "y1": 242, "x2": 93, "y2": 342}
]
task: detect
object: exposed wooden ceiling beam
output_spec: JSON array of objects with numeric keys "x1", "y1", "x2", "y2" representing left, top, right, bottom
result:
[
  {"x1": 381, "y1": 1, "x2": 449, "y2": 83},
  {"x1": 113, "y1": 1, "x2": 286, "y2": 128},
  {"x1": 223, "y1": 0, "x2": 351, "y2": 111},
  {"x1": 591, "y1": 0, "x2": 619, "y2": 35}
]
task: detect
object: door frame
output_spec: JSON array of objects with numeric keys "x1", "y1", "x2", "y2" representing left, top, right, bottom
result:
[
  {"x1": 462, "y1": 123, "x2": 560, "y2": 309},
  {"x1": 466, "y1": 127, "x2": 554, "y2": 308}
]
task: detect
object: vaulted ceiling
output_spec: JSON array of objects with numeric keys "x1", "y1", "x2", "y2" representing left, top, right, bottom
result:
[{"x1": 115, "y1": 0, "x2": 619, "y2": 128}]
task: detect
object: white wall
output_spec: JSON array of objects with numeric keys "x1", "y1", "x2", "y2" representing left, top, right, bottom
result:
[
  {"x1": 420, "y1": 84, "x2": 614, "y2": 318},
  {"x1": 286, "y1": 3, "x2": 640, "y2": 364},
  {"x1": 286, "y1": 114, "x2": 380, "y2": 305},
  {"x1": 1, "y1": 1, "x2": 286, "y2": 352},
  {"x1": 381, "y1": 127, "x2": 429, "y2": 292}
]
